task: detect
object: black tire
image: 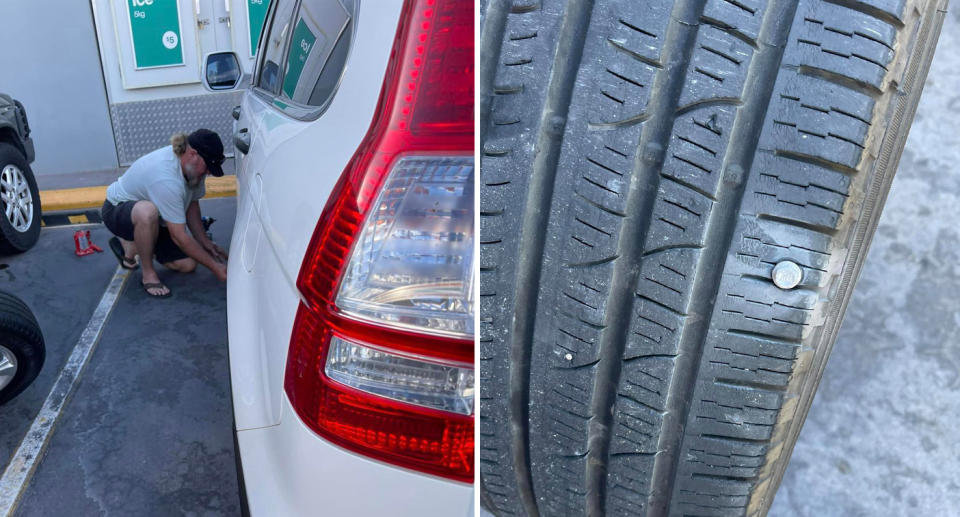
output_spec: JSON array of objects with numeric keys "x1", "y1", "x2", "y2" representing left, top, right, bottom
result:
[
  {"x1": 478, "y1": 1, "x2": 946, "y2": 516},
  {"x1": 0, "y1": 142, "x2": 41, "y2": 254},
  {"x1": 0, "y1": 290, "x2": 45, "y2": 405},
  {"x1": 226, "y1": 331, "x2": 251, "y2": 517},
  {"x1": 232, "y1": 425, "x2": 251, "y2": 517}
]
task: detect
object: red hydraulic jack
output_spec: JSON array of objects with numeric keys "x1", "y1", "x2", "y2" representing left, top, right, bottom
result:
[{"x1": 74, "y1": 230, "x2": 103, "y2": 256}]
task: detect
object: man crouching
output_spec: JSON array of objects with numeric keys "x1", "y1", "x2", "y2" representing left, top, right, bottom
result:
[{"x1": 101, "y1": 129, "x2": 229, "y2": 297}]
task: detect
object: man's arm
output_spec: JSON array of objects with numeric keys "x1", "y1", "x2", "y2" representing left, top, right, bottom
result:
[
  {"x1": 167, "y1": 222, "x2": 227, "y2": 282},
  {"x1": 185, "y1": 200, "x2": 227, "y2": 260}
]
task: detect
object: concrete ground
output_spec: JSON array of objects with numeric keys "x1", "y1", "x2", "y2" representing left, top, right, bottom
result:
[
  {"x1": 0, "y1": 198, "x2": 239, "y2": 516},
  {"x1": 769, "y1": 7, "x2": 960, "y2": 517}
]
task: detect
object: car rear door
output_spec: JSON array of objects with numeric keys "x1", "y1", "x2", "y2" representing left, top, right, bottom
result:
[{"x1": 229, "y1": 0, "x2": 403, "y2": 430}]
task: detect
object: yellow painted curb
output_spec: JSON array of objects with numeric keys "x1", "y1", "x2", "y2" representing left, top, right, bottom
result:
[
  {"x1": 205, "y1": 175, "x2": 238, "y2": 199},
  {"x1": 39, "y1": 176, "x2": 237, "y2": 212}
]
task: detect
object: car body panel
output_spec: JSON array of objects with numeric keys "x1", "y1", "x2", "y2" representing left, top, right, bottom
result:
[
  {"x1": 228, "y1": 0, "x2": 401, "y2": 431},
  {"x1": 237, "y1": 395, "x2": 473, "y2": 516},
  {"x1": 0, "y1": 93, "x2": 34, "y2": 163},
  {"x1": 226, "y1": 0, "x2": 471, "y2": 513}
]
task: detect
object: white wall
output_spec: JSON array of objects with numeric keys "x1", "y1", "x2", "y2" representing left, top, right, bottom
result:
[{"x1": 0, "y1": 1, "x2": 119, "y2": 175}]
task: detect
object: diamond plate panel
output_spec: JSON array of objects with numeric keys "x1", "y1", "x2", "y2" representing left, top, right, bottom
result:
[{"x1": 110, "y1": 92, "x2": 244, "y2": 165}]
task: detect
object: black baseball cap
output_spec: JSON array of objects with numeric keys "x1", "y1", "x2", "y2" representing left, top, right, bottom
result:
[{"x1": 188, "y1": 129, "x2": 225, "y2": 177}]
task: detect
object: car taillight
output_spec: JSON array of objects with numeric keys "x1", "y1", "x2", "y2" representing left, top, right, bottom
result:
[
  {"x1": 285, "y1": 0, "x2": 474, "y2": 483},
  {"x1": 336, "y1": 155, "x2": 474, "y2": 338}
]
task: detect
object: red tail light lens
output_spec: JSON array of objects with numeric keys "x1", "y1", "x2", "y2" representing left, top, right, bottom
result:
[{"x1": 285, "y1": 0, "x2": 474, "y2": 483}]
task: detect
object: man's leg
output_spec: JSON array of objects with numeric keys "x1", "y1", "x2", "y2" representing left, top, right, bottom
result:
[
  {"x1": 154, "y1": 226, "x2": 197, "y2": 274},
  {"x1": 131, "y1": 201, "x2": 169, "y2": 297},
  {"x1": 101, "y1": 200, "x2": 138, "y2": 267},
  {"x1": 163, "y1": 257, "x2": 197, "y2": 273}
]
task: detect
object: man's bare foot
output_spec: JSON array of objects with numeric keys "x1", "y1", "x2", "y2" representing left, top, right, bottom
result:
[
  {"x1": 109, "y1": 237, "x2": 139, "y2": 270},
  {"x1": 141, "y1": 272, "x2": 170, "y2": 297},
  {"x1": 142, "y1": 282, "x2": 171, "y2": 297},
  {"x1": 119, "y1": 238, "x2": 139, "y2": 264}
]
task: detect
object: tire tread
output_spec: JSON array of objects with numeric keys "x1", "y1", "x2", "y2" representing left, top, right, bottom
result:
[{"x1": 479, "y1": 0, "x2": 946, "y2": 515}]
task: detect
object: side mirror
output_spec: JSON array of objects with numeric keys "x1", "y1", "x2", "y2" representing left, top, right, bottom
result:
[{"x1": 202, "y1": 52, "x2": 242, "y2": 91}]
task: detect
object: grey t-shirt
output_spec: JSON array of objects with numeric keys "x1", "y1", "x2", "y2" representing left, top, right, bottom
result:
[{"x1": 105, "y1": 145, "x2": 205, "y2": 224}]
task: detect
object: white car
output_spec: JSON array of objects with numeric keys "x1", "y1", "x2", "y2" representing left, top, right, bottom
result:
[{"x1": 203, "y1": 0, "x2": 474, "y2": 515}]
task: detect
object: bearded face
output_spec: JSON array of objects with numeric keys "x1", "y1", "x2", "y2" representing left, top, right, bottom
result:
[
  {"x1": 183, "y1": 149, "x2": 208, "y2": 186},
  {"x1": 184, "y1": 163, "x2": 203, "y2": 186}
]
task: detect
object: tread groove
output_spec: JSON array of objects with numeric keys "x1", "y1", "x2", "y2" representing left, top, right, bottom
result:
[
  {"x1": 659, "y1": 0, "x2": 801, "y2": 514},
  {"x1": 606, "y1": 68, "x2": 645, "y2": 89},
  {"x1": 726, "y1": 328, "x2": 803, "y2": 345},
  {"x1": 585, "y1": 2, "x2": 711, "y2": 515},
  {"x1": 660, "y1": 173, "x2": 719, "y2": 202},
  {"x1": 772, "y1": 149, "x2": 859, "y2": 175},
  {"x1": 821, "y1": 0, "x2": 905, "y2": 29},
  {"x1": 676, "y1": 97, "x2": 744, "y2": 116},
  {"x1": 505, "y1": 2, "x2": 598, "y2": 515},
  {"x1": 607, "y1": 39, "x2": 665, "y2": 69},
  {"x1": 756, "y1": 212, "x2": 839, "y2": 236},
  {"x1": 714, "y1": 378, "x2": 789, "y2": 393},
  {"x1": 791, "y1": 64, "x2": 883, "y2": 98},
  {"x1": 698, "y1": 16, "x2": 759, "y2": 49}
]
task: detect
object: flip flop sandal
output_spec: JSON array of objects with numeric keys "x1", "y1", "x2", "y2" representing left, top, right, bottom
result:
[
  {"x1": 109, "y1": 237, "x2": 139, "y2": 270},
  {"x1": 142, "y1": 282, "x2": 172, "y2": 298}
]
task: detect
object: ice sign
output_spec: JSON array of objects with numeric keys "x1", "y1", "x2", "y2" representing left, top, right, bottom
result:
[
  {"x1": 246, "y1": 0, "x2": 272, "y2": 57},
  {"x1": 126, "y1": 0, "x2": 184, "y2": 68}
]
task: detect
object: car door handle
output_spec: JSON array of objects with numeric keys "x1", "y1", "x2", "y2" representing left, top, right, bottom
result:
[
  {"x1": 232, "y1": 105, "x2": 241, "y2": 120},
  {"x1": 234, "y1": 128, "x2": 250, "y2": 155}
]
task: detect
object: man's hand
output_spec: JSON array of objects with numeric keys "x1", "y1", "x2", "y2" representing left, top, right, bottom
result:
[
  {"x1": 168, "y1": 222, "x2": 228, "y2": 281},
  {"x1": 186, "y1": 201, "x2": 228, "y2": 262},
  {"x1": 212, "y1": 261, "x2": 228, "y2": 282},
  {"x1": 205, "y1": 241, "x2": 229, "y2": 262}
]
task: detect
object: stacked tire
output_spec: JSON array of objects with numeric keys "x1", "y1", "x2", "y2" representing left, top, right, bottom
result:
[{"x1": 0, "y1": 290, "x2": 44, "y2": 405}]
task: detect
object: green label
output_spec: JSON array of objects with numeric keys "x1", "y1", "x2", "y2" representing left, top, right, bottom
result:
[
  {"x1": 127, "y1": 0, "x2": 184, "y2": 69},
  {"x1": 281, "y1": 18, "x2": 317, "y2": 99},
  {"x1": 247, "y1": 0, "x2": 271, "y2": 57}
]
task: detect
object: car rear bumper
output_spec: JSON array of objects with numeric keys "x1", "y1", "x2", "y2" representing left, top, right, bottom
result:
[{"x1": 236, "y1": 395, "x2": 473, "y2": 517}]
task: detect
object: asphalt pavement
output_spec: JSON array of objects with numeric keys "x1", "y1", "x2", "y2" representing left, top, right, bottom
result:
[
  {"x1": 0, "y1": 198, "x2": 239, "y2": 516},
  {"x1": 0, "y1": 221, "x2": 117, "y2": 463}
]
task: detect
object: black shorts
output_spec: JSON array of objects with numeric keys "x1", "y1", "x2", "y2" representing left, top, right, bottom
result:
[{"x1": 101, "y1": 200, "x2": 188, "y2": 264}]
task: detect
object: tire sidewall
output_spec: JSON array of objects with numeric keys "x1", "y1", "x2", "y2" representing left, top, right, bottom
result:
[{"x1": 0, "y1": 143, "x2": 41, "y2": 253}]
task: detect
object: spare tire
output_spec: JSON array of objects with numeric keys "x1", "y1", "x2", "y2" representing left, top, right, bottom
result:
[
  {"x1": 478, "y1": 0, "x2": 946, "y2": 515},
  {"x1": 0, "y1": 289, "x2": 44, "y2": 405}
]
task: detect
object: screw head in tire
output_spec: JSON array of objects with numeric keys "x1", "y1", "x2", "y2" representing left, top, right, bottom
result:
[{"x1": 772, "y1": 261, "x2": 803, "y2": 290}]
